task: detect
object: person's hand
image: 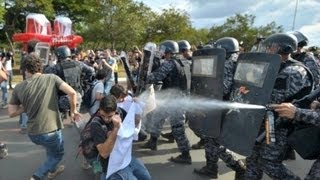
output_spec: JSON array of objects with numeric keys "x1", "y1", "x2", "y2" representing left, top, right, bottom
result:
[
  {"x1": 311, "y1": 100, "x2": 320, "y2": 110},
  {"x1": 111, "y1": 114, "x2": 121, "y2": 129},
  {"x1": 132, "y1": 97, "x2": 139, "y2": 102},
  {"x1": 70, "y1": 111, "x2": 82, "y2": 122},
  {"x1": 270, "y1": 103, "x2": 297, "y2": 120}
]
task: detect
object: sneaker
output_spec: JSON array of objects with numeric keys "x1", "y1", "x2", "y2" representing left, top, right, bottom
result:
[
  {"x1": 2, "y1": 104, "x2": 8, "y2": 109},
  {"x1": 30, "y1": 175, "x2": 41, "y2": 180},
  {"x1": 193, "y1": 166, "x2": 218, "y2": 178},
  {"x1": 19, "y1": 128, "x2": 27, "y2": 134},
  {"x1": 169, "y1": 154, "x2": 192, "y2": 165},
  {"x1": 81, "y1": 160, "x2": 92, "y2": 170},
  {"x1": 47, "y1": 165, "x2": 65, "y2": 179}
]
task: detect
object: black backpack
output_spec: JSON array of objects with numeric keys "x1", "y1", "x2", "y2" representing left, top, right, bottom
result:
[
  {"x1": 173, "y1": 59, "x2": 191, "y2": 93},
  {"x1": 82, "y1": 81, "x2": 99, "y2": 110},
  {"x1": 78, "y1": 115, "x2": 112, "y2": 161}
]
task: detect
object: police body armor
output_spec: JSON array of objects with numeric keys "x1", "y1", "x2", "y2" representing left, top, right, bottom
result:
[
  {"x1": 57, "y1": 59, "x2": 82, "y2": 93},
  {"x1": 189, "y1": 48, "x2": 226, "y2": 138},
  {"x1": 218, "y1": 52, "x2": 281, "y2": 156},
  {"x1": 160, "y1": 57, "x2": 191, "y2": 95}
]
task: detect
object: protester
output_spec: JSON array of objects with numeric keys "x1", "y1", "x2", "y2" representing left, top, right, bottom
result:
[{"x1": 8, "y1": 53, "x2": 81, "y2": 180}]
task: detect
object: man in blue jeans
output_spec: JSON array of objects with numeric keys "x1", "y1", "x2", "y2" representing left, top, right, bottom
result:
[{"x1": 8, "y1": 53, "x2": 81, "y2": 180}]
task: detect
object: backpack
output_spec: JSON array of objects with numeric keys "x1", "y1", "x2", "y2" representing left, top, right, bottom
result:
[
  {"x1": 82, "y1": 81, "x2": 99, "y2": 110},
  {"x1": 78, "y1": 115, "x2": 112, "y2": 161},
  {"x1": 78, "y1": 108, "x2": 126, "y2": 162},
  {"x1": 173, "y1": 58, "x2": 191, "y2": 93}
]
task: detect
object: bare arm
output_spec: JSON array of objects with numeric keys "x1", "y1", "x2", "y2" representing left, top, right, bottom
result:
[
  {"x1": 95, "y1": 92, "x2": 104, "y2": 101},
  {"x1": 8, "y1": 105, "x2": 24, "y2": 117}
]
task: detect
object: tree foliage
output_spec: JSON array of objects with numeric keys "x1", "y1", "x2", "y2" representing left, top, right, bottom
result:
[
  {"x1": 207, "y1": 14, "x2": 283, "y2": 51},
  {"x1": 0, "y1": 1, "x2": 284, "y2": 52}
]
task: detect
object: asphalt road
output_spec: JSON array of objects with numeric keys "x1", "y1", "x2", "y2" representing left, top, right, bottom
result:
[
  {"x1": 0, "y1": 109, "x2": 315, "y2": 180},
  {"x1": 0, "y1": 80, "x2": 315, "y2": 180}
]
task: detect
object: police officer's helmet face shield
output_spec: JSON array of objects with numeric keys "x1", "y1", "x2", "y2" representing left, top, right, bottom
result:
[
  {"x1": 288, "y1": 31, "x2": 308, "y2": 47},
  {"x1": 257, "y1": 33, "x2": 297, "y2": 54},
  {"x1": 215, "y1": 37, "x2": 239, "y2": 53}
]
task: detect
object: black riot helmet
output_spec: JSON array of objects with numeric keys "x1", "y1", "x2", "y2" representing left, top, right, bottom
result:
[
  {"x1": 55, "y1": 45, "x2": 71, "y2": 60},
  {"x1": 259, "y1": 33, "x2": 297, "y2": 54},
  {"x1": 177, "y1": 40, "x2": 191, "y2": 53},
  {"x1": 288, "y1": 31, "x2": 308, "y2": 48},
  {"x1": 215, "y1": 37, "x2": 239, "y2": 54},
  {"x1": 159, "y1": 40, "x2": 179, "y2": 55}
]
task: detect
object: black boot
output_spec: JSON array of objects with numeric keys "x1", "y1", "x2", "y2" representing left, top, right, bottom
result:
[
  {"x1": 284, "y1": 146, "x2": 296, "y2": 160},
  {"x1": 191, "y1": 138, "x2": 205, "y2": 149},
  {"x1": 226, "y1": 160, "x2": 246, "y2": 180},
  {"x1": 137, "y1": 130, "x2": 147, "y2": 142},
  {"x1": 140, "y1": 136, "x2": 157, "y2": 151},
  {"x1": 161, "y1": 132, "x2": 174, "y2": 143},
  {"x1": 194, "y1": 164, "x2": 218, "y2": 179},
  {"x1": 169, "y1": 151, "x2": 192, "y2": 164}
]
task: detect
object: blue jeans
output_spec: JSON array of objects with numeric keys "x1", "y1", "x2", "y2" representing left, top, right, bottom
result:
[
  {"x1": 20, "y1": 113, "x2": 28, "y2": 128},
  {"x1": 1, "y1": 81, "x2": 7, "y2": 104},
  {"x1": 28, "y1": 129, "x2": 64, "y2": 179},
  {"x1": 105, "y1": 157, "x2": 151, "y2": 180}
]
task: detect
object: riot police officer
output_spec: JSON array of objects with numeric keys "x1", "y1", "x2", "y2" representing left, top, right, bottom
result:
[
  {"x1": 271, "y1": 100, "x2": 320, "y2": 179},
  {"x1": 51, "y1": 46, "x2": 95, "y2": 114},
  {"x1": 178, "y1": 40, "x2": 192, "y2": 61},
  {"x1": 193, "y1": 37, "x2": 245, "y2": 179},
  {"x1": 244, "y1": 33, "x2": 313, "y2": 180},
  {"x1": 161, "y1": 40, "x2": 192, "y2": 143},
  {"x1": 141, "y1": 40, "x2": 192, "y2": 164},
  {"x1": 290, "y1": 31, "x2": 320, "y2": 89}
]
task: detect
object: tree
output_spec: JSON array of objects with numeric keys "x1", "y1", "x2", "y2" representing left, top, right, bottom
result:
[
  {"x1": 80, "y1": 0, "x2": 154, "y2": 50},
  {"x1": 146, "y1": 7, "x2": 192, "y2": 44},
  {"x1": 207, "y1": 14, "x2": 283, "y2": 51}
]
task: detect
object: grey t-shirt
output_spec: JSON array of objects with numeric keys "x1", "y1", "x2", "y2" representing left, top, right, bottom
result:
[
  {"x1": 10, "y1": 74, "x2": 64, "y2": 135},
  {"x1": 89, "y1": 81, "x2": 104, "y2": 115}
]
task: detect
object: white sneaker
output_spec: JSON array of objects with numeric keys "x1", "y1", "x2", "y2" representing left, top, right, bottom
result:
[{"x1": 47, "y1": 165, "x2": 65, "y2": 179}]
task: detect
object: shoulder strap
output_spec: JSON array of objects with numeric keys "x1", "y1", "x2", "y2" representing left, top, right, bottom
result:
[{"x1": 283, "y1": 59, "x2": 314, "y2": 102}]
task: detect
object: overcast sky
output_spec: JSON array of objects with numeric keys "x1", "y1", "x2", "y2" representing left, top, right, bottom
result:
[{"x1": 136, "y1": 0, "x2": 320, "y2": 46}]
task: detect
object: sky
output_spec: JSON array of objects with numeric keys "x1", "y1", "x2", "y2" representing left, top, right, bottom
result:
[{"x1": 136, "y1": 0, "x2": 320, "y2": 46}]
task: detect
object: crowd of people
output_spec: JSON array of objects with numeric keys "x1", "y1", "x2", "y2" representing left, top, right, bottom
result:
[{"x1": 0, "y1": 30, "x2": 319, "y2": 180}]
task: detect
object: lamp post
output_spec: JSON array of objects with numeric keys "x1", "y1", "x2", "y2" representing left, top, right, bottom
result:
[{"x1": 292, "y1": 0, "x2": 299, "y2": 30}]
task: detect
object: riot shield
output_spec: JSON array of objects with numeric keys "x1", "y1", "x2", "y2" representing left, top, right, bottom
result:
[
  {"x1": 189, "y1": 48, "x2": 226, "y2": 138},
  {"x1": 119, "y1": 51, "x2": 137, "y2": 93},
  {"x1": 137, "y1": 49, "x2": 155, "y2": 94},
  {"x1": 35, "y1": 42, "x2": 50, "y2": 65},
  {"x1": 218, "y1": 52, "x2": 281, "y2": 156},
  {"x1": 137, "y1": 50, "x2": 163, "y2": 94}
]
